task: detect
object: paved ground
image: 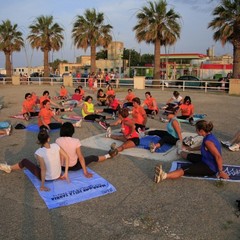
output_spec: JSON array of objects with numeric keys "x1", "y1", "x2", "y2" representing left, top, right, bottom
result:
[{"x1": 0, "y1": 84, "x2": 240, "y2": 240}]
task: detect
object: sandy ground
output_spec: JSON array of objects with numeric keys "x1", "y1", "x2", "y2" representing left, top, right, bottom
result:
[{"x1": 0, "y1": 84, "x2": 240, "y2": 240}]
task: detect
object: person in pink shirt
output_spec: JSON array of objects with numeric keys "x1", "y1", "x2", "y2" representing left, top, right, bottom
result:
[{"x1": 55, "y1": 122, "x2": 118, "y2": 177}]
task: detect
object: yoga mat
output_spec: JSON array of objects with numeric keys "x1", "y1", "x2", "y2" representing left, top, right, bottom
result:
[
  {"x1": 24, "y1": 168, "x2": 116, "y2": 209},
  {"x1": 138, "y1": 135, "x2": 172, "y2": 153},
  {"x1": 170, "y1": 161, "x2": 240, "y2": 182},
  {"x1": 177, "y1": 114, "x2": 207, "y2": 124},
  {"x1": 26, "y1": 124, "x2": 59, "y2": 132}
]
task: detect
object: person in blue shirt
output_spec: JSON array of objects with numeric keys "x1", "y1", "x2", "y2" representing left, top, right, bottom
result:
[
  {"x1": 147, "y1": 105, "x2": 182, "y2": 153},
  {"x1": 154, "y1": 120, "x2": 229, "y2": 183}
]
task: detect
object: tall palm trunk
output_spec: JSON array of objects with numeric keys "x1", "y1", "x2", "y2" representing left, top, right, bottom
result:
[
  {"x1": 233, "y1": 43, "x2": 240, "y2": 78},
  {"x1": 5, "y1": 52, "x2": 11, "y2": 77},
  {"x1": 43, "y1": 49, "x2": 49, "y2": 77},
  {"x1": 153, "y1": 38, "x2": 161, "y2": 83},
  {"x1": 90, "y1": 44, "x2": 96, "y2": 74}
]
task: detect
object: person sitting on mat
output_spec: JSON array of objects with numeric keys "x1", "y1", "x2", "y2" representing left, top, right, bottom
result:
[
  {"x1": 97, "y1": 88, "x2": 107, "y2": 106},
  {"x1": 131, "y1": 97, "x2": 147, "y2": 134},
  {"x1": 147, "y1": 105, "x2": 182, "y2": 153},
  {"x1": 176, "y1": 96, "x2": 194, "y2": 125},
  {"x1": 105, "y1": 107, "x2": 140, "y2": 155},
  {"x1": 106, "y1": 85, "x2": 115, "y2": 97},
  {"x1": 22, "y1": 92, "x2": 39, "y2": 121},
  {"x1": 38, "y1": 100, "x2": 82, "y2": 130},
  {"x1": 81, "y1": 96, "x2": 112, "y2": 124},
  {"x1": 154, "y1": 120, "x2": 229, "y2": 183},
  {"x1": 141, "y1": 91, "x2": 159, "y2": 118},
  {"x1": 165, "y1": 91, "x2": 183, "y2": 108},
  {"x1": 58, "y1": 85, "x2": 68, "y2": 100},
  {"x1": 56, "y1": 122, "x2": 118, "y2": 178},
  {"x1": 221, "y1": 130, "x2": 240, "y2": 151},
  {"x1": 0, "y1": 129, "x2": 70, "y2": 192},
  {"x1": 123, "y1": 89, "x2": 136, "y2": 108}
]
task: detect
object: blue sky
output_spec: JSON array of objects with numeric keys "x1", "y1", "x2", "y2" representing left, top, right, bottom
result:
[{"x1": 0, "y1": 0, "x2": 232, "y2": 68}]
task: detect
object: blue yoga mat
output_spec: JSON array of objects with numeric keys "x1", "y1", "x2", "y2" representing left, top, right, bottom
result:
[
  {"x1": 24, "y1": 168, "x2": 116, "y2": 209},
  {"x1": 26, "y1": 124, "x2": 59, "y2": 132},
  {"x1": 177, "y1": 114, "x2": 206, "y2": 123},
  {"x1": 170, "y1": 161, "x2": 240, "y2": 182},
  {"x1": 138, "y1": 135, "x2": 172, "y2": 153}
]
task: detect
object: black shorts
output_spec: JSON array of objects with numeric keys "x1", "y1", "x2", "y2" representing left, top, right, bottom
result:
[
  {"x1": 128, "y1": 137, "x2": 140, "y2": 146},
  {"x1": 182, "y1": 153, "x2": 216, "y2": 177}
]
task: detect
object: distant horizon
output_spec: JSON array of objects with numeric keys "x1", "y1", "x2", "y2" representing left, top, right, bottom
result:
[{"x1": 0, "y1": 0, "x2": 232, "y2": 68}]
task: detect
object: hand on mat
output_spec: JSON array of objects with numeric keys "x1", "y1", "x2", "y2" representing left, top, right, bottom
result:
[
  {"x1": 84, "y1": 171, "x2": 93, "y2": 178},
  {"x1": 217, "y1": 171, "x2": 229, "y2": 179},
  {"x1": 59, "y1": 173, "x2": 70, "y2": 183},
  {"x1": 40, "y1": 186, "x2": 50, "y2": 192}
]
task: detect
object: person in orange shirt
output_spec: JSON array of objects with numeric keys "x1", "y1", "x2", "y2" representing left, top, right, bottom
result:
[
  {"x1": 141, "y1": 91, "x2": 159, "y2": 118},
  {"x1": 58, "y1": 85, "x2": 68, "y2": 100},
  {"x1": 106, "y1": 107, "x2": 140, "y2": 155},
  {"x1": 22, "y1": 93, "x2": 39, "y2": 120},
  {"x1": 131, "y1": 97, "x2": 147, "y2": 132},
  {"x1": 176, "y1": 96, "x2": 194, "y2": 125},
  {"x1": 106, "y1": 85, "x2": 115, "y2": 96},
  {"x1": 77, "y1": 85, "x2": 85, "y2": 100},
  {"x1": 123, "y1": 89, "x2": 136, "y2": 108},
  {"x1": 38, "y1": 100, "x2": 82, "y2": 130}
]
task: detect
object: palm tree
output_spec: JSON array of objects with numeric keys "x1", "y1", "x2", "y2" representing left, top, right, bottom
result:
[
  {"x1": 0, "y1": 20, "x2": 24, "y2": 77},
  {"x1": 208, "y1": 0, "x2": 240, "y2": 79},
  {"x1": 133, "y1": 0, "x2": 181, "y2": 80},
  {"x1": 72, "y1": 8, "x2": 113, "y2": 74},
  {"x1": 28, "y1": 15, "x2": 64, "y2": 78}
]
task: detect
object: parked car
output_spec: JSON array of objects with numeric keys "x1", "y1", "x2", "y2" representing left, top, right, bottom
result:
[
  {"x1": 30, "y1": 72, "x2": 62, "y2": 82},
  {"x1": 0, "y1": 73, "x2": 6, "y2": 81},
  {"x1": 174, "y1": 75, "x2": 204, "y2": 87}
]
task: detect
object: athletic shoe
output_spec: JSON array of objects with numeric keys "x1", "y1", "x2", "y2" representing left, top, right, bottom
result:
[
  {"x1": 61, "y1": 101, "x2": 65, "y2": 107},
  {"x1": 75, "y1": 119, "x2": 82, "y2": 128},
  {"x1": 149, "y1": 142, "x2": 156, "y2": 153},
  {"x1": 108, "y1": 148, "x2": 118, "y2": 158},
  {"x1": 112, "y1": 112, "x2": 116, "y2": 120},
  {"x1": 110, "y1": 142, "x2": 116, "y2": 150},
  {"x1": 0, "y1": 163, "x2": 11, "y2": 173},
  {"x1": 154, "y1": 164, "x2": 166, "y2": 183},
  {"x1": 176, "y1": 140, "x2": 182, "y2": 155},
  {"x1": 229, "y1": 143, "x2": 240, "y2": 151},
  {"x1": 137, "y1": 127, "x2": 145, "y2": 138},
  {"x1": 5, "y1": 125, "x2": 12, "y2": 136},
  {"x1": 221, "y1": 140, "x2": 231, "y2": 147},
  {"x1": 151, "y1": 110, "x2": 157, "y2": 119},
  {"x1": 160, "y1": 117, "x2": 169, "y2": 123},
  {"x1": 99, "y1": 121, "x2": 109, "y2": 130},
  {"x1": 106, "y1": 127, "x2": 112, "y2": 138},
  {"x1": 65, "y1": 107, "x2": 71, "y2": 112}
]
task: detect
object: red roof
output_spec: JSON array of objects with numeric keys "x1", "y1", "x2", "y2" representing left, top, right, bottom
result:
[{"x1": 201, "y1": 63, "x2": 232, "y2": 70}]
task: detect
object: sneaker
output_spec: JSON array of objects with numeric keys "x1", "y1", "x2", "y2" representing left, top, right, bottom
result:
[
  {"x1": 61, "y1": 101, "x2": 65, "y2": 107},
  {"x1": 151, "y1": 110, "x2": 157, "y2": 119},
  {"x1": 5, "y1": 125, "x2": 12, "y2": 136},
  {"x1": 0, "y1": 163, "x2": 11, "y2": 173},
  {"x1": 65, "y1": 107, "x2": 71, "y2": 112},
  {"x1": 221, "y1": 140, "x2": 231, "y2": 147},
  {"x1": 99, "y1": 121, "x2": 109, "y2": 130},
  {"x1": 154, "y1": 164, "x2": 166, "y2": 183},
  {"x1": 137, "y1": 127, "x2": 145, "y2": 138},
  {"x1": 229, "y1": 143, "x2": 240, "y2": 151},
  {"x1": 160, "y1": 117, "x2": 168, "y2": 123},
  {"x1": 112, "y1": 112, "x2": 116, "y2": 120},
  {"x1": 149, "y1": 142, "x2": 156, "y2": 153},
  {"x1": 110, "y1": 142, "x2": 116, "y2": 150},
  {"x1": 176, "y1": 140, "x2": 182, "y2": 155},
  {"x1": 106, "y1": 127, "x2": 112, "y2": 138},
  {"x1": 108, "y1": 148, "x2": 118, "y2": 158},
  {"x1": 75, "y1": 118, "x2": 82, "y2": 128}
]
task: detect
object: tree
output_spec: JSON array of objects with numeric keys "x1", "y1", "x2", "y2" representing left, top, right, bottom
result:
[
  {"x1": 96, "y1": 49, "x2": 108, "y2": 60},
  {"x1": 49, "y1": 58, "x2": 68, "y2": 74},
  {"x1": 133, "y1": 0, "x2": 181, "y2": 80},
  {"x1": 72, "y1": 8, "x2": 113, "y2": 74},
  {"x1": 27, "y1": 15, "x2": 64, "y2": 78},
  {"x1": 208, "y1": 0, "x2": 240, "y2": 78},
  {"x1": 0, "y1": 20, "x2": 24, "y2": 77}
]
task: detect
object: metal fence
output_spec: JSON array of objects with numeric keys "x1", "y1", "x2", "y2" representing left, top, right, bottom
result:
[{"x1": 0, "y1": 77, "x2": 229, "y2": 93}]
